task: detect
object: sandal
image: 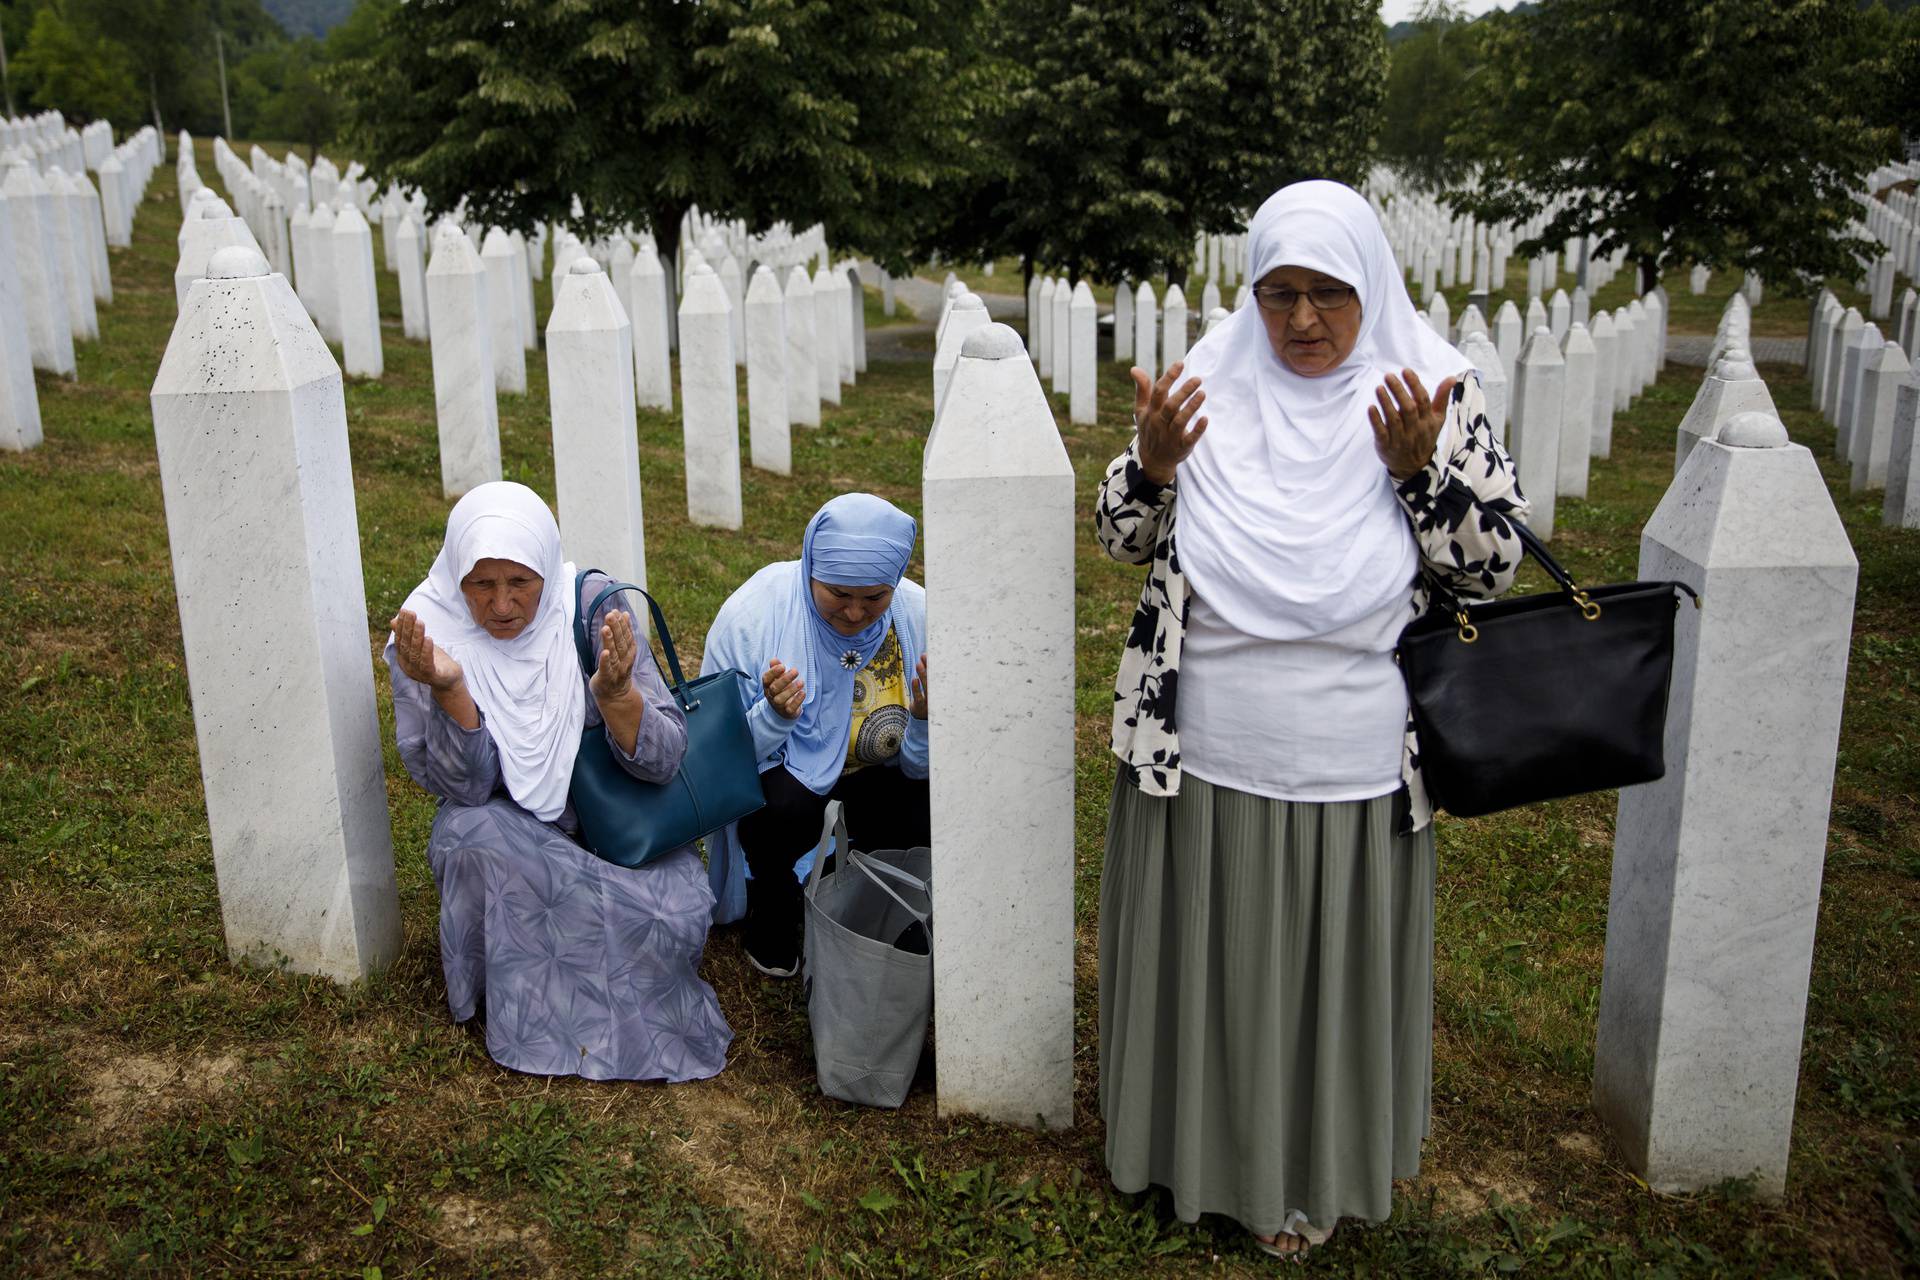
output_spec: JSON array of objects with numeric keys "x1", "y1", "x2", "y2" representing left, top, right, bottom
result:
[{"x1": 1250, "y1": 1229, "x2": 1313, "y2": 1262}]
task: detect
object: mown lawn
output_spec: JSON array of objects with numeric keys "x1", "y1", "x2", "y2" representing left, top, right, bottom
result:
[{"x1": 0, "y1": 137, "x2": 1915, "y2": 1278}]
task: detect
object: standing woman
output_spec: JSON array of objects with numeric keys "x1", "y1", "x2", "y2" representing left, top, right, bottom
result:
[
  {"x1": 387, "y1": 482, "x2": 732, "y2": 1083},
  {"x1": 1094, "y1": 181, "x2": 1530, "y2": 1256}
]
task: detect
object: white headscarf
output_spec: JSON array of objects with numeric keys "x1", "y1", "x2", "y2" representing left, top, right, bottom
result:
[
  {"x1": 1176, "y1": 180, "x2": 1469, "y2": 641},
  {"x1": 389, "y1": 482, "x2": 584, "y2": 821}
]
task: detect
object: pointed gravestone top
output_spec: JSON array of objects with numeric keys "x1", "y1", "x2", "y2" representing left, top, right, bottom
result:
[
  {"x1": 1718, "y1": 410, "x2": 1791, "y2": 449},
  {"x1": 570, "y1": 256, "x2": 603, "y2": 276},
  {"x1": 1714, "y1": 351, "x2": 1758, "y2": 383}
]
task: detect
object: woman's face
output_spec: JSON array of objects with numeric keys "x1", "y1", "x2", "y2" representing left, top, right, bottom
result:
[
  {"x1": 460, "y1": 557, "x2": 545, "y2": 640},
  {"x1": 810, "y1": 579, "x2": 894, "y2": 637},
  {"x1": 1255, "y1": 265, "x2": 1363, "y2": 377}
]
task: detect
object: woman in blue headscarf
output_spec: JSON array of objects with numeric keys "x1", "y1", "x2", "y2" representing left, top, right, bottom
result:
[{"x1": 700, "y1": 493, "x2": 929, "y2": 975}]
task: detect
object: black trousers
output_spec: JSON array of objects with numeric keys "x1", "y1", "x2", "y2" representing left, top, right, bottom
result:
[{"x1": 736, "y1": 764, "x2": 931, "y2": 904}]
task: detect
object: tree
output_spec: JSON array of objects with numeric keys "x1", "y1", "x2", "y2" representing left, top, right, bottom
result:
[
  {"x1": 1445, "y1": 0, "x2": 1901, "y2": 294},
  {"x1": 941, "y1": 0, "x2": 1387, "y2": 288},
  {"x1": 330, "y1": 0, "x2": 994, "y2": 275},
  {"x1": 1379, "y1": 2, "x2": 1488, "y2": 193},
  {"x1": 11, "y1": 7, "x2": 147, "y2": 126}
]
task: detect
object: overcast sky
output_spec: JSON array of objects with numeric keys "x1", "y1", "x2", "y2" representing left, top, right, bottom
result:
[{"x1": 1378, "y1": 0, "x2": 1508, "y2": 24}]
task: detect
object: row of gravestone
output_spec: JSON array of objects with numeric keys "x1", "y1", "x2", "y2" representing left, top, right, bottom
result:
[
  {"x1": 153, "y1": 205, "x2": 1078, "y2": 1127},
  {"x1": 0, "y1": 118, "x2": 156, "y2": 454}
]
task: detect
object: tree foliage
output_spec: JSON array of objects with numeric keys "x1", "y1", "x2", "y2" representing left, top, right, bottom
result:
[
  {"x1": 330, "y1": 0, "x2": 995, "y2": 272},
  {"x1": 1445, "y1": 0, "x2": 1902, "y2": 294},
  {"x1": 1378, "y1": 1, "x2": 1489, "y2": 193},
  {"x1": 940, "y1": 0, "x2": 1387, "y2": 286}
]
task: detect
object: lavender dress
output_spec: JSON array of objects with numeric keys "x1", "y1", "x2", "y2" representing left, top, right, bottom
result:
[{"x1": 389, "y1": 574, "x2": 732, "y2": 1082}]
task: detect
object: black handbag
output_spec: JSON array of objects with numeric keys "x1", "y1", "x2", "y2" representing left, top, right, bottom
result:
[
  {"x1": 1395, "y1": 522, "x2": 1699, "y2": 818},
  {"x1": 567, "y1": 571, "x2": 766, "y2": 867}
]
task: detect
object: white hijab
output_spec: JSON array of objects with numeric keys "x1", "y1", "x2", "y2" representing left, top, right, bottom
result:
[
  {"x1": 1177, "y1": 180, "x2": 1468, "y2": 641},
  {"x1": 389, "y1": 482, "x2": 584, "y2": 821}
]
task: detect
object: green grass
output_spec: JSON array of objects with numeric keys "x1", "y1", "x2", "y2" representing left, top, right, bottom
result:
[{"x1": 0, "y1": 134, "x2": 1916, "y2": 1277}]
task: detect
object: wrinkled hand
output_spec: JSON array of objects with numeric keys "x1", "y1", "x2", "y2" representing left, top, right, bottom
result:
[
  {"x1": 762, "y1": 659, "x2": 805, "y2": 719},
  {"x1": 909, "y1": 654, "x2": 928, "y2": 720},
  {"x1": 589, "y1": 608, "x2": 639, "y2": 707},
  {"x1": 1130, "y1": 360, "x2": 1209, "y2": 486},
  {"x1": 1370, "y1": 368, "x2": 1456, "y2": 481},
  {"x1": 390, "y1": 609, "x2": 464, "y2": 692}
]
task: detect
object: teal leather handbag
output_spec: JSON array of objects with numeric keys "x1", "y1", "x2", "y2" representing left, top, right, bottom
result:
[{"x1": 567, "y1": 571, "x2": 765, "y2": 868}]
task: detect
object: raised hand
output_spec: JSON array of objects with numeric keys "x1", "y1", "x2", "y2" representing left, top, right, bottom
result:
[
  {"x1": 1369, "y1": 368, "x2": 1456, "y2": 481},
  {"x1": 909, "y1": 653, "x2": 928, "y2": 720},
  {"x1": 762, "y1": 658, "x2": 805, "y2": 719},
  {"x1": 589, "y1": 607, "x2": 640, "y2": 707},
  {"x1": 1130, "y1": 359, "x2": 1210, "y2": 486},
  {"x1": 390, "y1": 609, "x2": 464, "y2": 692}
]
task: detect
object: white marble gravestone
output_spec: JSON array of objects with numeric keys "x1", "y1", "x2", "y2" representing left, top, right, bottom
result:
[
  {"x1": 548, "y1": 258, "x2": 648, "y2": 585},
  {"x1": 1688, "y1": 264, "x2": 1709, "y2": 295},
  {"x1": 0, "y1": 194, "x2": 41, "y2": 450},
  {"x1": 332, "y1": 204, "x2": 383, "y2": 378},
  {"x1": 1822, "y1": 308, "x2": 1862, "y2": 423},
  {"x1": 745, "y1": 264, "x2": 791, "y2": 476},
  {"x1": 1492, "y1": 300, "x2": 1521, "y2": 389},
  {"x1": 1427, "y1": 290, "x2": 1450, "y2": 342},
  {"x1": 1050, "y1": 276, "x2": 1072, "y2": 395},
  {"x1": 923, "y1": 322, "x2": 1075, "y2": 1131},
  {"x1": 718, "y1": 252, "x2": 746, "y2": 368},
  {"x1": 480, "y1": 229, "x2": 528, "y2": 394},
  {"x1": 1589, "y1": 310, "x2": 1618, "y2": 460},
  {"x1": 1549, "y1": 288, "x2": 1571, "y2": 343},
  {"x1": 1612, "y1": 308, "x2": 1638, "y2": 412},
  {"x1": 1163, "y1": 282, "x2": 1189, "y2": 368},
  {"x1": 680, "y1": 264, "x2": 743, "y2": 529},
  {"x1": 1510, "y1": 328, "x2": 1565, "y2": 537},
  {"x1": 933, "y1": 292, "x2": 989, "y2": 416},
  {"x1": 1887, "y1": 367, "x2": 1920, "y2": 528},
  {"x1": 306, "y1": 202, "x2": 341, "y2": 343},
  {"x1": 98, "y1": 154, "x2": 130, "y2": 247},
  {"x1": 783, "y1": 265, "x2": 820, "y2": 428},
  {"x1": 844, "y1": 261, "x2": 867, "y2": 376},
  {"x1": 1460, "y1": 333, "x2": 1509, "y2": 446},
  {"x1": 48, "y1": 171, "x2": 96, "y2": 342},
  {"x1": 829, "y1": 264, "x2": 855, "y2": 386},
  {"x1": 1558, "y1": 322, "x2": 1595, "y2": 498},
  {"x1": 812, "y1": 263, "x2": 841, "y2": 407},
  {"x1": 396, "y1": 214, "x2": 429, "y2": 341},
  {"x1": 630, "y1": 244, "x2": 674, "y2": 412},
  {"x1": 1204, "y1": 306, "x2": 1230, "y2": 335},
  {"x1": 1595, "y1": 410, "x2": 1857, "y2": 1199},
  {"x1": 1035, "y1": 276, "x2": 1056, "y2": 380},
  {"x1": 1069, "y1": 281, "x2": 1097, "y2": 426},
  {"x1": 1853, "y1": 340, "x2": 1908, "y2": 492},
  {"x1": 1114, "y1": 279, "x2": 1133, "y2": 364},
  {"x1": 1674, "y1": 351, "x2": 1776, "y2": 475},
  {"x1": 1134, "y1": 282, "x2": 1158, "y2": 380},
  {"x1": 1837, "y1": 322, "x2": 1883, "y2": 462},
  {"x1": 424, "y1": 226, "x2": 501, "y2": 499},
  {"x1": 5, "y1": 159, "x2": 74, "y2": 376},
  {"x1": 150, "y1": 245, "x2": 401, "y2": 983}
]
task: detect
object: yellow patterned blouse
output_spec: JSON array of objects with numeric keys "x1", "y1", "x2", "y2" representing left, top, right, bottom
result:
[{"x1": 845, "y1": 627, "x2": 910, "y2": 772}]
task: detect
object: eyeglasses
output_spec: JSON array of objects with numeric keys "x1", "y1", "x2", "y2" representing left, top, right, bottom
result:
[{"x1": 1252, "y1": 284, "x2": 1356, "y2": 313}]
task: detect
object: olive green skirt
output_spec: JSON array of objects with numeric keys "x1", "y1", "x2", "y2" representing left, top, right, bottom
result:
[{"x1": 1098, "y1": 770, "x2": 1437, "y2": 1234}]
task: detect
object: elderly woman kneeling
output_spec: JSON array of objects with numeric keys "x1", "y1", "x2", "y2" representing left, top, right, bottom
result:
[{"x1": 386, "y1": 481, "x2": 731, "y2": 1082}]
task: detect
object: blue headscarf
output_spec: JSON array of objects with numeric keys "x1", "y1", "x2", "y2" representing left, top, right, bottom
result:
[{"x1": 783, "y1": 493, "x2": 917, "y2": 792}]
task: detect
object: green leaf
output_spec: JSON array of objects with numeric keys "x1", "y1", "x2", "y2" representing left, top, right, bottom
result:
[
  {"x1": 351, "y1": 1222, "x2": 375, "y2": 1237},
  {"x1": 857, "y1": 1188, "x2": 899, "y2": 1214}
]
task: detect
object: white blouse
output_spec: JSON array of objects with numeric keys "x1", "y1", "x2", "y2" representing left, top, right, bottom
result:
[{"x1": 1176, "y1": 581, "x2": 1413, "y2": 804}]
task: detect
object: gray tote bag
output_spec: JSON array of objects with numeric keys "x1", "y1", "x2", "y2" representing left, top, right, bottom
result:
[{"x1": 802, "y1": 800, "x2": 933, "y2": 1109}]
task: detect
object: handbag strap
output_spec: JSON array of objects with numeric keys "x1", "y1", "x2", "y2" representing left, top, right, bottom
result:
[
  {"x1": 1424, "y1": 520, "x2": 1699, "y2": 629},
  {"x1": 572, "y1": 569, "x2": 696, "y2": 706}
]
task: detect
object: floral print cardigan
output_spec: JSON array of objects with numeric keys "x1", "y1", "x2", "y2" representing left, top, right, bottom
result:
[{"x1": 1094, "y1": 370, "x2": 1531, "y2": 832}]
